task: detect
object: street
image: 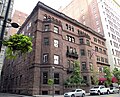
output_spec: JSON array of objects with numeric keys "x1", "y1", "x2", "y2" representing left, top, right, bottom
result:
[
  {"x1": 0, "y1": 93, "x2": 119, "y2": 97},
  {"x1": 88, "y1": 94, "x2": 120, "y2": 97}
]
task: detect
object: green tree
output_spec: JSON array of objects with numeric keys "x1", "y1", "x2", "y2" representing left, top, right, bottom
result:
[
  {"x1": 103, "y1": 67, "x2": 112, "y2": 87},
  {"x1": 90, "y1": 65, "x2": 99, "y2": 85},
  {"x1": 3, "y1": 34, "x2": 32, "y2": 59},
  {"x1": 48, "y1": 79, "x2": 54, "y2": 85},
  {"x1": 91, "y1": 72, "x2": 99, "y2": 85},
  {"x1": 113, "y1": 68, "x2": 120, "y2": 84},
  {"x1": 64, "y1": 61, "x2": 83, "y2": 85}
]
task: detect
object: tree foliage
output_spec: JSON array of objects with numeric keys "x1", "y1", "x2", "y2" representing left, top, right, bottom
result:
[
  {"x1": 103, "y1": 67, "x2": 112, "y2": 87},
  {"x1": 48, "y1": 79, "x2": 54, "y2": 85},
  {"x1": 3, "y1": 34, "x2": 32, "y2": 59},
  {"x1": 113, "y1": 68, "x2": 120, "y2": 84},
  {"x1": 64, "y1": 61, "x2": 83, "y2": 85}
]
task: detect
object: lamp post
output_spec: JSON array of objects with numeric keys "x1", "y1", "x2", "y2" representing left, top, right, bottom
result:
[
  {"x1": 0, "y1": 0, "x2": 12, "y2": 51},
  {"x1": 0, "y1": 0, "x2": 20, "y2": 51}
]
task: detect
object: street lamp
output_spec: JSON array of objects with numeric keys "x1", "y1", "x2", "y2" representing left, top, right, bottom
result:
[{"x1": 0, "y1": 0, "x2": 20, "y2": 51}]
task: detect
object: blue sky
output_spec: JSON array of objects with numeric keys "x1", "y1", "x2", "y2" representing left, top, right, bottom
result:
[{"x1": 13, "y1": 0, "x2": 72, "y2": 14}]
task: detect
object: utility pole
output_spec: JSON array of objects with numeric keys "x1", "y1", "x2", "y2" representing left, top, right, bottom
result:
[{"x1": 0, "y1": 0, "x2": 11, "y2": 51}]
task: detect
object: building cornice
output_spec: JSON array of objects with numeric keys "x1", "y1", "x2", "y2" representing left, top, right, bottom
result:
[{"x1": 20, "y1": 1, "x2": 106, "y2": 40}]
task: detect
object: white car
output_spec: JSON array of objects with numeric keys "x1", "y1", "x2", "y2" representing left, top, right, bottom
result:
[
  {"x1": 64, "y1": 89, "x2": 86, "y2": 97},
  {"x1": 89, "y1": 85, "x2": 110, "y2": 95},
  {"x1": 109, "y1": 87, "x2": 119, "y2": 94}
]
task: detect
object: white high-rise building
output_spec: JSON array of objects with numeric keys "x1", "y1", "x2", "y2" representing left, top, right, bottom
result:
[
  {"x1": 97, "y1": 0, "x2": 120, "y2": 71},
  {"x1": 60, "y1": 0, "x2": 120, "y2": 71}
]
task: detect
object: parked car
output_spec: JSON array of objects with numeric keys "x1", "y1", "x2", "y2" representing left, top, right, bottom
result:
[
  {"x1": 64, "y1": 89, "x2": 86, "y2": 97},
  {"x1": 89, "y1": 85, "x2": 110, "y2": 95},
  {"x1": 109, "y1": 87, "x2": 119, "y2": 94}
]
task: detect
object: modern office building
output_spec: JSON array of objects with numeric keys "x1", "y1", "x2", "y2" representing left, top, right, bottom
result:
[
  {"x1": 0, "y1": 0, "x2": 14, "y2": 75},
  {"x1": 60, "y1": 0, "x2": 120, "y2": 71},
  {"x1": 0, "y1": 0, "x2": 3, "y2": 15},
  {"x1": 0, "y1": 2, "x2": 109, "y2": 95},
  {"x1": 9, "y1": 10, "x2": 28, "y2": 36}
]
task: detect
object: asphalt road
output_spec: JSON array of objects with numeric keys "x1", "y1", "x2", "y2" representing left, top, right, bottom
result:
[
  {"x1": 0, "y1": 93, "x2": 119, "y2": 97},
  {"x1": 88, "y1": 94, "x2": 120, "y2": 97}
]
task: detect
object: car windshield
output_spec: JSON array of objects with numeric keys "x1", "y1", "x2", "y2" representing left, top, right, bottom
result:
[
  {"x1": 71, "y1": 90, "x2": 75, "y2": 92},
  {"x1": 93, "y1": 86, "x2": 99, "y2": 88}
]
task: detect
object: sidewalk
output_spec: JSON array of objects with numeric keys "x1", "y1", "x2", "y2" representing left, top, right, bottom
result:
[
  {"x1": 33, "y1": 95, "x2": 63, "y2": 97},
  {"x1": 33, "y1": 93, "x2": 89, "y2": 97},
  {"x1": 0, "y1": 93, "x2": 63, "y2": 97},
  {"x1": 0, "y1": 93, "x2": 89, "y2": 97}
]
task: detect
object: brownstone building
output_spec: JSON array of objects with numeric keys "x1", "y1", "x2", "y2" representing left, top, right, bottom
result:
[
  {"x1": 0, "y1": 1, "x2": 109, "y2": 96},
  {"x1": 59, "y1": 0, "x2": 120, "y2": 70}
]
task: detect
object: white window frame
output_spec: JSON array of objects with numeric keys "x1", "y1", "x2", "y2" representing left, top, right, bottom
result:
[
  {"x1": 43, "y1": 54, "x2": 48, "y2": 63},
  {"x1": 54, "y1": 39, "x2": 59, "y2": 47},
  {"x1": 44, "y1": 25, "x2": 49, "y2": 31},
  {"x1": 54, "y1": 26, "x2": 59, "y2": 33},
  {"x1": 54, "y1": 55, "x2": 59, "y2": 64}
]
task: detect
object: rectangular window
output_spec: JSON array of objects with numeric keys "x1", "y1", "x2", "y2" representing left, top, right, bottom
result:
[
  {"x1": 102, "y1": 42, "x2": 105, "y2": 46},
  {"x1": 89, "y1": 63, "x2": 93, "y2": 71},
  {"x1": 44, "y1": 37, "x2": 49, "y2": 45},
  {"x1": 67, "y1": 60, "x2": 70, "y2": 68},
  {"x1": 83, "y1": 76, "x2": 87, "y2": 83},
  {"x1": 69, "y1": 47, "x2": 73, "y2": 53},
  {"x1": 99, "y1": 48, "x2": 102, "y2": 53},
  {"x1": 54, "y1": 26, "x2": 59, "y2": 33},
  {"x1": 42, "y1": 91, "x2": 48, "y2": 95},
  {"x1": 101, "y1": 57, "x2": 104, "y2": 62},
  {"x1": 54, "y1": 39, "x2": 59, "y2": 47},
  {"x1": 105, "y1": 58, "x2": 108, "y2": 63},
  {"x1": 79, "y1": 38, "x2": 84, "y2": 44},
  {"x1": 88, "y1": 50, "x2": 91, "y2": 57},
  {"x1": 44, "y1": 25, "x2": 49, "y2": 31},
  {"x1": 54, "y1": 55, "x2": 59, "y2": 64},
  {"x1": 97, "y1": 56, "x2": 100, "y2": 61},
  {"x1": 114, "y1": 58, "x2": 117, "y2": 64},
  {"x1": 82, "y1": 62, "x2": 87, "y2": 70},
  {"x1": 95, "y1": 46, "x2": 98, "y2": 52},
  {"x1": 66, "y1": 35, "x2": 75, "y2": 43},
  {"x1": 54, "y1": 73, "x2": 59, "y2": 84},
  {"x1": 99, "y1": 67, "x2": 103, "y2": 73},
  {"x1": 80, "y1": 49, "x2": 85, "y2": 56},
  {"x1": 94, "y1": 37, "x2": 97, "y2": 42},
  {"x1": 86, "y1": 39, "x2": 90, "y2": 46},
  {"x1": 103, "y1": 50, "x2": 106, "y2": 54},
  {"x1": 43, "y1": 54, "x2": 48, "y2": 63},
  {"x1": 43, "y1": 72, "x2": 48, "y2": 84},
  {"x1": 19, "y1": 75, "x2": 22, "y2": 86}
]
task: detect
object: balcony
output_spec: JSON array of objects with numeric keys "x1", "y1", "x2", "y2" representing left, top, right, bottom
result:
[{"x1": 66, "y1": 50, "x2": 78, "y2": 59}]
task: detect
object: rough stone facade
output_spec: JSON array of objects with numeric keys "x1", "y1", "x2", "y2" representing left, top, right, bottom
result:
[{"x1": 0, "y1": 1, "x2": 109, "y2": 96}]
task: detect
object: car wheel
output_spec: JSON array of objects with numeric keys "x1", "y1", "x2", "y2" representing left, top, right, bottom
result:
[
  {"x1": 71, "y1": 94, "x2": 75, "y2": 97},
  {"x1": 113, "y1": 91, "x2": 115, "y2": 94},
  {"x1": 98, "y1": 91, "x2": 101, "y2": 95},
  {"x1": 117, "y1": 90, "x2": 119, "y2": 94},
  {"x1": 82, "y1": 93, "x2": 85, "y2": 97},
  {"x1": 107, "y1": 90, "x2": 110, "y2": 94},
  {"x1": 90, "y1": 93, "x2": 93, "y2": 95}
]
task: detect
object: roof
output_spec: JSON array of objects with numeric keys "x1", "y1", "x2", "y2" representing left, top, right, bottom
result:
[{"x1": 19, "y1": 1, "x2": 106, "y2": 40}]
